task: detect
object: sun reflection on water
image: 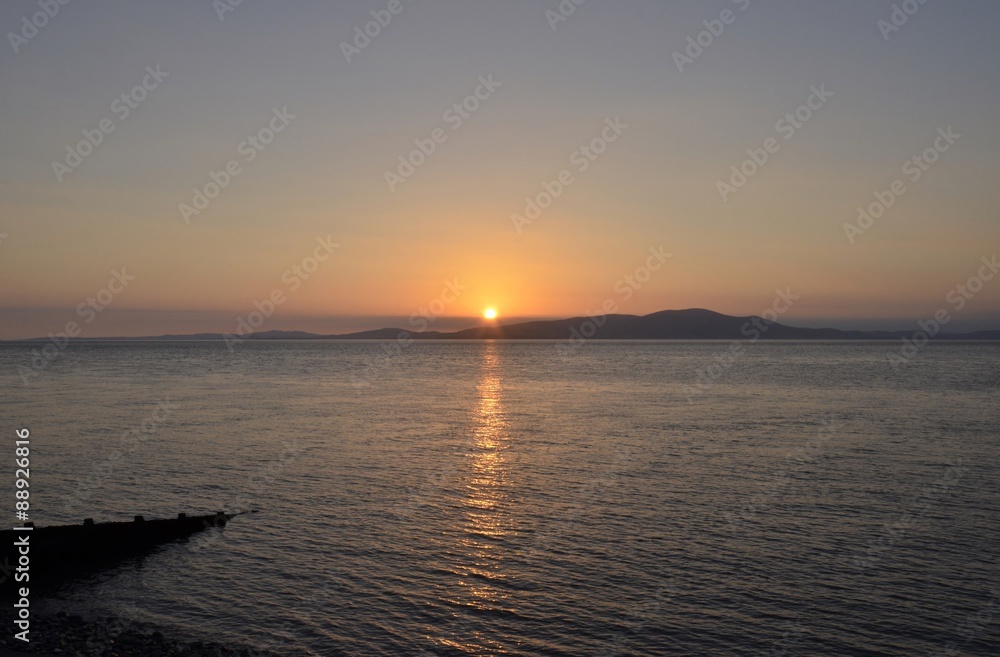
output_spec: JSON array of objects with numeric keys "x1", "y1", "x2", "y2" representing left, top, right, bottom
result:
[
  {"x1": 440, "y1": 342, "x2": 515, "y2": 654},
  {"x1": 467, "y1": 342, "x2": 512, "y2": 539}
]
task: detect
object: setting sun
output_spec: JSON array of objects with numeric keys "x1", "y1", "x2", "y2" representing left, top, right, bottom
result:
[{"x1": 483, "y1": 308, "x2": 498, "y2": 320}]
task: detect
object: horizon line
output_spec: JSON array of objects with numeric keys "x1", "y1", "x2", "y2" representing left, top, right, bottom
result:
[{"x1": 4, "y1": 308, "x2": 1000, "y2": 343}]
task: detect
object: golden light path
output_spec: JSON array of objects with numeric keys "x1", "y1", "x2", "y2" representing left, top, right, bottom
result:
[{"x1": 439, "y1": 342, "x2": 514, "y2": 654}]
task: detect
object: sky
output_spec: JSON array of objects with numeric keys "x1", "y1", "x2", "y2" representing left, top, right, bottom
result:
[{"x1": 1, "y1": 0, "x2": 999, "y2": 339}]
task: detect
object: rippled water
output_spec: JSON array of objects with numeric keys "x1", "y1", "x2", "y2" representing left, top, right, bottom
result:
[{"x1": 1, "y1": 341, "x2": 998, "y2": 656}]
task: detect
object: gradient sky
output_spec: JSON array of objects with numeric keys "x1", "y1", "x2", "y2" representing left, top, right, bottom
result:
[{"x1": 1, "y1": 0, "x2": 998, "y2": 339}]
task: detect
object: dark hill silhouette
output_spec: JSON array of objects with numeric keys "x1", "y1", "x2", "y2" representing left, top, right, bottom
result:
[
  {"x1": 20, "y1": 308, "x2": 998, "y2": 342},
  {"x1": 434, "y1": 309, "x2": 904, "y2": 340}
]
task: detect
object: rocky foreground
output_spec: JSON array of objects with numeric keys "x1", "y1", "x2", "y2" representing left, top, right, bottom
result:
[{"x1": 0, "y1": 612, "x2": 287, "y2": 657}]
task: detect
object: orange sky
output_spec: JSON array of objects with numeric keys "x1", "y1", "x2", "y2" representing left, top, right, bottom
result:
[{"x1": 1, "y1": 2, "x2": 999, "y2": 338}]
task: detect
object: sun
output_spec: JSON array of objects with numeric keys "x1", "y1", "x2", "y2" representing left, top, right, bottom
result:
[{"x1": 483, "y1": 307, "x2": 498, "y2": 320}]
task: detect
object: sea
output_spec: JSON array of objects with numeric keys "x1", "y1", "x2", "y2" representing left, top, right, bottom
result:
[{"x1": 1, "y1": 340, "x2": 998, "y2": 656}]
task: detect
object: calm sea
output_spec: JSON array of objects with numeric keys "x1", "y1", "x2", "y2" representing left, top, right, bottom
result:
[{"x1": 1, "y1": 341, "x2": 998, "y2": 656}]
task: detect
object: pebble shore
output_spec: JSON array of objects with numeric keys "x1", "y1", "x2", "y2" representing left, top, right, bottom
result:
[{"x1": 0, "y1": 612, "x2": 287, "y2": 657}]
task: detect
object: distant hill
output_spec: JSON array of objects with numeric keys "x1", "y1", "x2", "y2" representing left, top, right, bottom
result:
[
  {"x1": 433, "y1": 309, "x2": 892, "y2": 340},
  {"x1": 10, "y1": 308, "x2": 1000, "y2": 342}
]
